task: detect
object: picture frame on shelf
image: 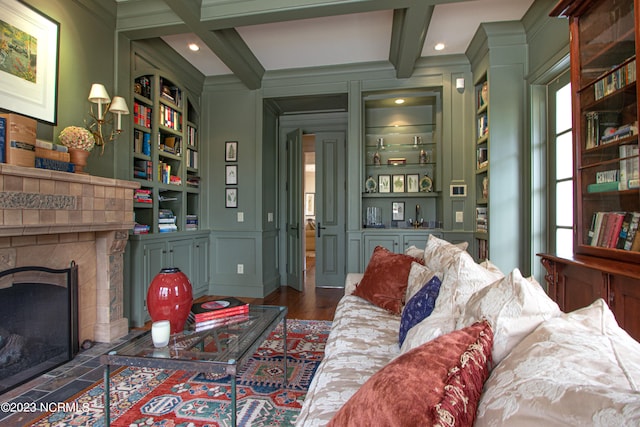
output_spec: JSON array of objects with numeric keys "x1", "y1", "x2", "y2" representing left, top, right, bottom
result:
[
  {"x1": 392, "y1": 202, "x2": 405, "y2": 221},
  {"x1": 406, "y1": 174, "x2": 419, "y2": 193},
  {"x1": 225, "y1": 141, "x2": 238, "y2": 162},
  {"x1": 0, "y1": 0, "x2": 60, "y2": 124},
  {"x1": 225, "y1": 188, "x2": 237, "y2": 208},
  {"x1": 225, "y1": 164, "x2": 237, "y2": 185},
  {"x1": 305, "y1": 193, "x2": 315, "y2": 216},
  {"x1": 392, "y1": 174, "x2": 405, "y2": 192},
  {"x1": 379, "y1": 175, "x2": 391, "y2": 193}
]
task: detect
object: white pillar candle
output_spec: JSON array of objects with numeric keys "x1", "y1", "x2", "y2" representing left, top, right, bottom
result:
[{"x1": 151, "y1": 320, "x2": 171, "y2": 347}]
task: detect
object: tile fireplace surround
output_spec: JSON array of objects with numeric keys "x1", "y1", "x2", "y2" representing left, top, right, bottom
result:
[{"x1": 0, "y1": 164, "x2": 138, "y2": 344}]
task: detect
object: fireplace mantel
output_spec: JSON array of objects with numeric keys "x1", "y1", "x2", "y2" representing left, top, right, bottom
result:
[{"x1": 0, "y1": 164, "x2": 139, "y2": 343}]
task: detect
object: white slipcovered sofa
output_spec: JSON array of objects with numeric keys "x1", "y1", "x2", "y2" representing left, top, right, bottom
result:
[{"x1": 296, "y1": 236, "x2": 640, "y2": 427}]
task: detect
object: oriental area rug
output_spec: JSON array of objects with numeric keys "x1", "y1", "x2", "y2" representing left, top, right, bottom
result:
[{"x1": 31, "y1": 319, "x2": 331, "y2": 427}]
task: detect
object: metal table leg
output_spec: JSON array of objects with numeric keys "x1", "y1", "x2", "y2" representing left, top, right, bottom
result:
[
  {"x1": 103, "y1": 364, "x2": 110, "y2": 425},
  {"x1": 231, "y1": 372, "x2": 237, "y2": 427}
]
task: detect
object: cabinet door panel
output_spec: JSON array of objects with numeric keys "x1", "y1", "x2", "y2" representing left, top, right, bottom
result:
[
  {"x1": 363, "y1": 235, "x2": 400, "y2": 266},
  {"x1": 142, "y1": 242, "x2": 167, "y2": 325},
  {"x1": 402, "y1": 232, "x2": 442, "y2": 252},
  {"x1": 611, "y1": 275, "x2": 640, "y2": 342},
  {"x1": 193, "y1": 237, "x2": 209, "y2": 295},
  {"x1": 559, "y1": 264, "x2": 606, "y2": 312},
  {"x1": 169, "y1": 239, "x2": 194, "y2": 283}
]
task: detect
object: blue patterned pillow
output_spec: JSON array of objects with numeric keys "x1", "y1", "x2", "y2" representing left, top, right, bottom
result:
[{"x1": 399, "y1": 276, "x2": 442, "y2": 346}]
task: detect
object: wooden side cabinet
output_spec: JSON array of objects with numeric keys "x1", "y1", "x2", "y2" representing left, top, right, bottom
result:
[{"x1": 538, "y1": 253, "x2": 640, "y2": 341}]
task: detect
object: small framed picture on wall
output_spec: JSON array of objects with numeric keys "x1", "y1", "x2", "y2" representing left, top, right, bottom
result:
[
  {"x1": 392, "y1": 174, "x2": 405, "y2": 193},
  {"x1": 225, "y1": 188, "x2": 238, "y2": 208},
  {"x1": 406, "y1": 174, "x2": 419, "y2": 193},
  {"x1": 378, "y1": 175, "x2": 391, "y2": 193},
  {"x1": 226, "y1": 164, "x2": 238, "y2": 185},
  {"x1": 392, "y1": 202, "x2": 405, "y2": 221},
  {"x1": 225, "y1": 141, "x2": 238, "y2": 162}
]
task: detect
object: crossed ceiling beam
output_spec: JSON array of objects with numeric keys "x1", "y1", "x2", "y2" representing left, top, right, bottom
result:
[{"x1": 117, "y1": 0, "x2": 462, "y2": 89}]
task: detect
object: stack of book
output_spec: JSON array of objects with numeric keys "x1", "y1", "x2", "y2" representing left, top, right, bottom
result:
[
  {"x1": 158, "y1": 209, "x2": 177, "y2": 233},
  {"x1": 186, "y1": 214, "x2": 198, "y2": 231},
  {"x1": 133, "y1": 222, "x2": 150, "y2": 234},
  {"x1": 34, "y1": 139, "x2": 74, "y2": 172},
  {"x1": 189, "y1": 297, "x2": 250, "y2": 332},
  {"x1": 133, "y1": 188, "x2": 152, "y2": 203}
]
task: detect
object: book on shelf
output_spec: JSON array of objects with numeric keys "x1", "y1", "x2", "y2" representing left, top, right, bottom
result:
[
  {"x1": 133, "y1": 222, "x2": 150, "y2": 234},
  {"x1": 189, "y1": 297, "x2": 249, "y2": 323},
  {"x1": 35, "y1": 157, "x2": 75, "y2": 173},
  {"x1": 192, "y1": 313, "x2": 251, "y2": 332},
  {"x1": 158, "y1": 224, "x2": 178, "y2": 232},
  {"x1": 186, "y1": 214, "x2": 198, "y2": 230},
  {"x1": 476, "y1": 147, "x2": 488, "y2": 169},
  {"x1": 477, "y1": 113, "x2": 488, "y2": 138},
  {"x1": 587, "y1": 181, "x2": 620, "y2": 193},
  {"x1": 589, "y1": 211, "x2": 640, "y2": 250},
  {"x1": 133, "y1": 188, "x2": 152, "y2": 203},
  {"x1": 619, "y1": 144, "x2": 640, "y2": 190},
  {"x1": 593, "y1": 58, "x2": 636, "y2": 101},
  {"x1": 475, "y1": 207, "x2": 487, "y2": 232}
]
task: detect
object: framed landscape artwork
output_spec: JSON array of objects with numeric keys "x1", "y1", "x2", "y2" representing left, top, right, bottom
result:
[{"x1": 0, "y1": 0, "x2": 60, "y2": 124}]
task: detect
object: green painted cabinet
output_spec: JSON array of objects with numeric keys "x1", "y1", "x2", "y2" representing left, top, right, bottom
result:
[
  {"x1": 363, "y1": 230, "x2": 443, "y2": 266},
  {"x1": 127, "y1": 231, "x2": 210, "y2": 327}
]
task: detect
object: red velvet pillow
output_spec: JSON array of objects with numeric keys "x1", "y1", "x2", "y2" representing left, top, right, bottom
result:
[
  {"x1": 328, "y1": 320, "x2": 494, "y2": 427},
  {"x1": 353, "y1": 246, "x2": 421, "y2": 314}
]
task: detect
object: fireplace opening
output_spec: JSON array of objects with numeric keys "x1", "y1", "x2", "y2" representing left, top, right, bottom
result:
[{"x1": 0, "y1": 263, "x2": 79, "y2": 394}]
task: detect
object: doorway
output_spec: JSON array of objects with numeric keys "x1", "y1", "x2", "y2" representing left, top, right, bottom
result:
[{"x1": 303, "y1": 135, "x2": 316, "y2": 289}]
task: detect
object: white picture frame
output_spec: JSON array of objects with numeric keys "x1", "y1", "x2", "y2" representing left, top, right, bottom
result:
[
  {"x1": 225, "y1": 164, "x2": 237, "y2": 185},
  {"x1": 225, "y1": 187, "x2": 237, "y2": 208},
  {"x1": 0, "y1": 0, "x2": 60, "y2": 124}
]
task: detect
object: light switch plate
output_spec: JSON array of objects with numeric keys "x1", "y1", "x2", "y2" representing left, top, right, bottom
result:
[
  {"x1": 237, "y1": 212, "x2": 244, "y2": 222},
  {"x1": 456, "y1": 211, "x2": 464, "y2": 222}
]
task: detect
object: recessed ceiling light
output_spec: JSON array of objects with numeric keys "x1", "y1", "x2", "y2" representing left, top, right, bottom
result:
[
  {"x1": 434, "y1": 43, "x2": 445, "y2": 51},
  {"x1": 188, "y1": 43, "x2": 200, "y2": 52},
  {"x1": 394, "y1": 99, "x2": 405, "y2": 105}
]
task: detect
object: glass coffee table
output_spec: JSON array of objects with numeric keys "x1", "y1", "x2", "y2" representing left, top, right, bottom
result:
[{"x1": 100, "y1": 305, "x2": 287, "y2": 426}]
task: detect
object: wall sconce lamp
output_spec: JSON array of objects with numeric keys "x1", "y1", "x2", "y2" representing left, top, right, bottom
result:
[
  {"x1": 455, "y1": 78, "x2": 465, "y2": 93},
  {"x1": 87, "y1": 83, "x2": 129, "y2": 153}
]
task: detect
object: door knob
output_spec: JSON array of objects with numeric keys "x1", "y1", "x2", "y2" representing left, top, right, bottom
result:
[{"x1": 317, "y1": 222, "x2": 327, "y2": 237}]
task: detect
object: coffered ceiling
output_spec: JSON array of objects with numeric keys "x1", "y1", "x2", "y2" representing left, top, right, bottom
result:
[{"x1": 115, "y1": 0, "x2": 535, "y2": 89}]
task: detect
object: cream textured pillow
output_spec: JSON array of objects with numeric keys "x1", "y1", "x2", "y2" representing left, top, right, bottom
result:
[
  {"x1": 404, "y1": 262, "x2": 437, "y2": 305},
  {"x1": 400, "y1": 250, "x2": 502, "y2": 353},
  {"x1": 404, "y1": 245, "x2": 425, "y2": 261},
  {"x1": 422, "y1": 234, "x2": 469, "y2": 275},
  {"x1": 476, "y1": 299, "x2": 640, "y2": 427},
  {"x1": 456, "y1": 268, "x2": 561, "y2": 364}
]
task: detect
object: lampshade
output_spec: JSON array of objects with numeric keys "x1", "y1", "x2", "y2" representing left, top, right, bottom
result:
[
  {"x1": 109, "y1": 96, "x2": 129, "y2": 114},
  {"x1": 88, "y1": 83, "x2": 110, "y2": 104}
]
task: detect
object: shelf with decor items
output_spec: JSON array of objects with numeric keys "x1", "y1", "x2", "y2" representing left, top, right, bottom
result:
[
  {"x1": 539, "y1": 0, "x2": 640, "y2": 338},
  {"x1": 361, "y1": 89, "x2": 442, "y2": 234},
  {"x1": 130, "y1": 71, "x2": 200, "y2": 236}
]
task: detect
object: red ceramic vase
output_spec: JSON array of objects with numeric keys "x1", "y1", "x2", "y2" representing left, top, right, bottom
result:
[{"x1": 147, "y1": 267, "x2": 193, "y2": 334}]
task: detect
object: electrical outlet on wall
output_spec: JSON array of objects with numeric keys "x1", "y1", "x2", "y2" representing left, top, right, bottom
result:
[
  {"x1": 237, "y1": 212, "x2": 244, "y2": 222},
  {"x1": 237, "y1": 264, "x2": 244, "y2": 274},
  {"x1": 455, "y1": 211, "x2": 464, "y2": 222}
]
